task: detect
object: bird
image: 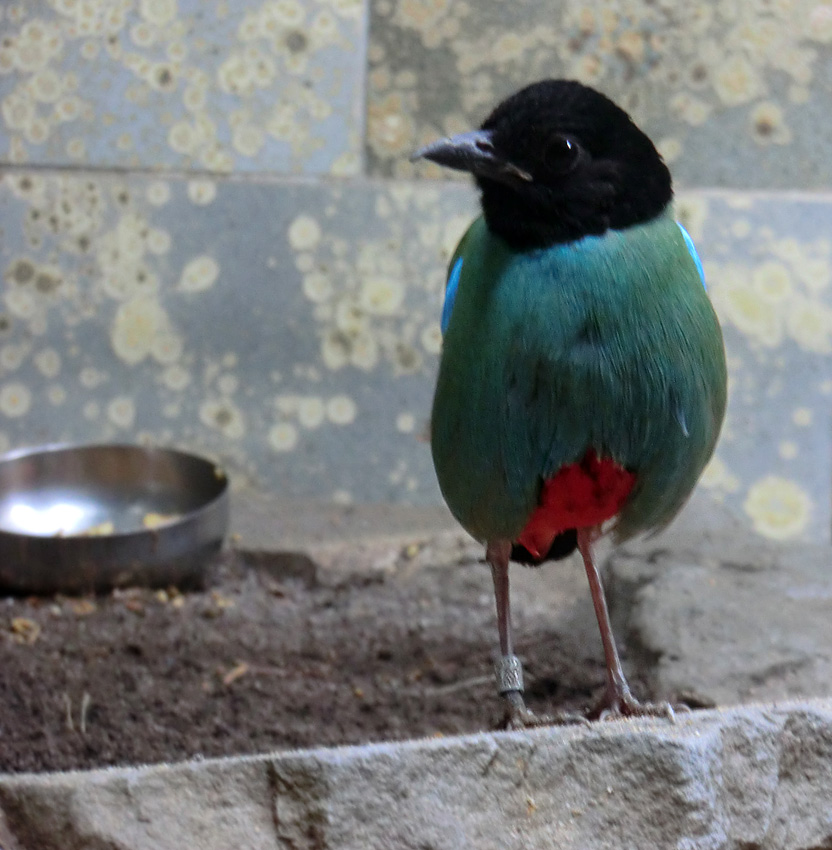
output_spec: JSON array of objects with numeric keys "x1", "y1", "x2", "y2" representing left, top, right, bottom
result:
[{"x1": 412, "y1": 79, "x2": 727, "y2": 727}]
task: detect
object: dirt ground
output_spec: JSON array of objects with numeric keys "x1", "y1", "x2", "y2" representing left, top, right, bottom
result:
[{"x1": 0, "y1": 543, "x2": 619, "y2": 774}]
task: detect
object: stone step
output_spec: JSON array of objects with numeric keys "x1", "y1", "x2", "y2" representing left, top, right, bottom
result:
[
  {"x1": 611, "y1": 490, "x2": 832, "y2": 707},
  {"x1": 2, "y1": 700, "x2": 832, "y2": 849}
]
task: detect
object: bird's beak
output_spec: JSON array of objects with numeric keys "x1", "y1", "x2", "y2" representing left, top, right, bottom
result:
[{"x1": 410, "y1": 129, "x2": 533, "y2": 184}]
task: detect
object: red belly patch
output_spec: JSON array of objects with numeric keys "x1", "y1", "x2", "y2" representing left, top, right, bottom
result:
[{"x1": 515, "y1": 451, "x2": 636, "y2": 560}]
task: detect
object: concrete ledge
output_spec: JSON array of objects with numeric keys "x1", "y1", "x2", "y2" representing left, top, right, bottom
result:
[
  {"x1": 229, "y1": 492, "x2": 479, "y2": 585},
  {"x1": 229, "y1": 494, "x2": 462, "y2": 550},
  {"x1": 2, "y1": 699, "x2": 832, "y2": 849}
]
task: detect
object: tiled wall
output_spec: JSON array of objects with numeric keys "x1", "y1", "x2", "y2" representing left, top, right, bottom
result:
[
  {"x1": 0, "y1": 0, "x2": 365, "y2": 174},
  {"x1": 1, "y1": 0, "x2": 831, "y2": 543},
  {"x1": 367, "y1": 0, "x2": 832, "y2": 189}
]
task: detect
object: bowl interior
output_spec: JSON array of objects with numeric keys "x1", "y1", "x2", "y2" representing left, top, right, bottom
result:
[{"x1": 0, "y1": 445, "x2": 226, "y2": 537}]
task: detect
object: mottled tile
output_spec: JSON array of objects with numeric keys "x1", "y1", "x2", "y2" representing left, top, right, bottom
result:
[
  {"x1": 682, "y1": 191, "x2": 832, "y2": 543},
  {"x1": 0, "y1": 169, "x2": 477, "y2": 504},
  {"x1": 0, "y1": 172, "x2": 829, "y2": 542},
  {"x1": 0, "y1": 0, "x2": 365, "y2": 174},
  {"x1": 368, "y1": 0, "x2": 832, "y2": 189}
]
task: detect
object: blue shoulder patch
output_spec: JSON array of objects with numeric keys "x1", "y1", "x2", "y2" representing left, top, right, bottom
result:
[
  {"x1": 677, "y1": 222, "x2": 706, "y2": 291},
  {"x1": 442, "y1": 256, "x2": 463, "y2": 334}
]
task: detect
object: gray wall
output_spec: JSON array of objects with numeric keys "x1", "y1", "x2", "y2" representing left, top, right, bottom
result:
[{"x1": 1, "y1": 0, "x2": 831, "y2": 543}]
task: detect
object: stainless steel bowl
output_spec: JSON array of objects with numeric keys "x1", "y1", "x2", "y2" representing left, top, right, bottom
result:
[{"x1": 0, "y1": 443, "x2": 229, "y2": 594}]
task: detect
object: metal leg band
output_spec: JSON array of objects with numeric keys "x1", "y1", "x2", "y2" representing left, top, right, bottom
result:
[{"x1": 495, "y1": 654, "x2": 524, "y2": 695}]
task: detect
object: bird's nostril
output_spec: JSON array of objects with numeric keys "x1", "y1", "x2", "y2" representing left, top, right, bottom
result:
[{"x1": 475, "y1": 139, "x2": 494, "y2": 153}]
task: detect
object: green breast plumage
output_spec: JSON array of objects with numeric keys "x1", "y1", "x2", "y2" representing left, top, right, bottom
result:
[{"x1": 430, "y1": 209, "x2": 727, "y2": 544}]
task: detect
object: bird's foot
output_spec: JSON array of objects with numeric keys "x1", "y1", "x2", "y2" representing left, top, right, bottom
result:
[
  {"x1": 494, "y1": 656, "x2": 588, "y2": 729},
  {"x1": 499, "y1": 690, "x2": 589, "y2": 731},
  {"x1": 589, "y1": 682, "x2": 691, "y2": 722}
]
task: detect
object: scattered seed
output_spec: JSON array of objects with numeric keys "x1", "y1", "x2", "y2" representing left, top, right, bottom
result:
[
  {"x1": 211, "y1": 590, "x2": 235, "y2": 609},
  {"x1": 70, "y1": 599, "x2": 97, "y2": 617},
  {"x1": 10, "y1": 617, "x2": 40, "y2": 644},
  {"x1": 222, "y1": 662, "x2": 249, "y2": 686},
  {"x1": 263, "y1": 577, "x2": 288, "y2": 598},
  {"x1": 143, "y1": 512, "x2": 179, "y2": 530},
  {"x1": 81, "y1": 520, "x2": 115, "y2": 536}
]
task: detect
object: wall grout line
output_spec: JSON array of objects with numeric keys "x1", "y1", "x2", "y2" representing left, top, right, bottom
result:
[{"x1": 5, "y1": 163, "x2": 832, "y2": 203}]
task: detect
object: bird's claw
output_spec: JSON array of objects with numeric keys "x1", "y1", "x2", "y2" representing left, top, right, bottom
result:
[
  {"x1": 499, "y1": 689, "x2": 590, "y2": 730},
  {"x1": 591, "y1": 687, "x2": 693, "y2": 723},
  {"x1": 503, "y1": 706, "x2": 590, "y2": 730}
]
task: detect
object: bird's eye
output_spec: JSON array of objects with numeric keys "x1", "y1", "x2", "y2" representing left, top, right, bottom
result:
[{"x1": 543, "y1": 134, "x2": 581, "y2": 175}]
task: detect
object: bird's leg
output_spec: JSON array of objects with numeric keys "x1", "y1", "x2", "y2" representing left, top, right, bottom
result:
[
  {"x1": 488, "y1": 539, "x2": 541, "y2": 727},
  {"x1": 577, "y1": 528, "x2": 677, "y2": 721},
  {"x1": 487, "y1": 540, "x2": 586, "y2": 730}
]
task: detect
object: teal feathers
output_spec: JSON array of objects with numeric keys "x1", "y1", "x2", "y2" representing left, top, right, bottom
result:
[{"x1": 431, "y1": 209, "x2": 727, "y2": 544}]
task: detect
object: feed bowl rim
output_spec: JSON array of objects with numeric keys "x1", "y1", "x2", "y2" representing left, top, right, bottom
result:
[{"x1": 0, "y1": 441, "x2": 229, "y2": 542}]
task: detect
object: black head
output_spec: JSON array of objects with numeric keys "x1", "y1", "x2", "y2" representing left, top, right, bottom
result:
[{"x1": 412, "y1": 80, "x2": 672, "y2": 251}]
